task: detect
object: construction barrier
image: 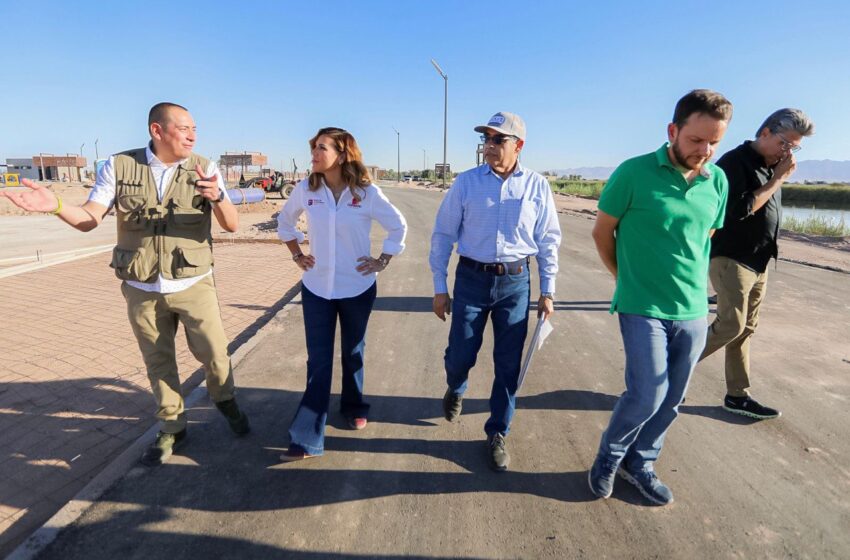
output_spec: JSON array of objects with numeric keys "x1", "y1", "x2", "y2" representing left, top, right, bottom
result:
[{"x1": 3, "y1": 173, "x2": 20, "y2": 187}]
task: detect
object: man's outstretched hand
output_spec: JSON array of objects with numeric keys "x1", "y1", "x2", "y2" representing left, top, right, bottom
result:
[{"x1": 0, "y1": 178, "x2": 59, "y2": 213}]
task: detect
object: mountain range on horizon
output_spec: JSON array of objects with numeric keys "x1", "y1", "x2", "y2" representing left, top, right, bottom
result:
[{"x1": 550, "y1": 159, "x2": 850, "y2": 183}]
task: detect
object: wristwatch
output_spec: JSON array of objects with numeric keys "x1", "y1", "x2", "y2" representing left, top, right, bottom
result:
[
  {"x1": 541, "y1": 292, "x2": 555, "y2": 300},
  {"x1": 377, "y1": 255, "x2": 390, "y2": 267},
  {"x1": 215, "y1": 190, "x2": 225, "y2": 203}
]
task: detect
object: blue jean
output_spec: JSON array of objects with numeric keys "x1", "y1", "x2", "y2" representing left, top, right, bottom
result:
[
  {"x1": 597, "y1": 313, "x2": 707, "y2": 471},
  {"x1": 444, "y1": 262, "x2": 530, "y2": 437},
  {"x1": 288, "y1": 282, "x2": 377, "y2": 455}
]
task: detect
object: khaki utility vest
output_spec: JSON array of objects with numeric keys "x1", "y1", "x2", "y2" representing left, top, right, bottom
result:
[{"x1": 109, "y1": 148, "x2": 214, "y2": 282}]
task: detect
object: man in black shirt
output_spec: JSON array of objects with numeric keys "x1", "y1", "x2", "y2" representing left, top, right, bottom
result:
[{"x1": 700, "y1": 108, "x2": 814, "y2": 419}]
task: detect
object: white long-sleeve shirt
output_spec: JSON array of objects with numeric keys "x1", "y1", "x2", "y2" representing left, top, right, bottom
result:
[
  {"x1": 88, "y1": 145, "x2": 230, "y2": 294},
  {"x1": 277, "y1": 179, "x2": 407, "y2": 300}
]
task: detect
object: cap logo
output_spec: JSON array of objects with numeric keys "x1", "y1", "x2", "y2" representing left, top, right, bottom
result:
[{"x1": 488, "y1": 114, "x2": 506, "y2": 126}]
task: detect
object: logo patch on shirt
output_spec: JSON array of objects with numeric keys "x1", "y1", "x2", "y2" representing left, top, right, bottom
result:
[
  {"x1": 347, "y1": 197, "x2": 362, "y2": 208},
  {"x1": 307, "y1": 198, "x2": 324, "y2": 206}
]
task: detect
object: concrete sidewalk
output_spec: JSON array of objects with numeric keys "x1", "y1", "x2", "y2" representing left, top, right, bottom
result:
[{"x1": 0, "y1": 242, "x2": 301, "y2": 557}]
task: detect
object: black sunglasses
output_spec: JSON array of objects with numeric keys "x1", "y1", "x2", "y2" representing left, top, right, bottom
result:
[{"x1": 480, "y1": 134, "x2": 517, "y2": 146}]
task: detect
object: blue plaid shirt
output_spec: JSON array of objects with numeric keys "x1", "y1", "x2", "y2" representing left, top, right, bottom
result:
[{"x1": 429, "y1": 163, "x2": 562, "y2": 294}]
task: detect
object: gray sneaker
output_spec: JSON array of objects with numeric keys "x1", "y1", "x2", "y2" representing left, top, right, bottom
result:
[
  {"x1": 588, "y1": 455, "x2": 619, "y2": 499},
  {"x1": 141, "y1": 429, "x2": 187, "y2": 466},
  {"x1": 487, "y1": 433, "x2": 510, "y2": 471},
  {"x1": 618, "y1": 466, "x2": 674, "y2": 505}
]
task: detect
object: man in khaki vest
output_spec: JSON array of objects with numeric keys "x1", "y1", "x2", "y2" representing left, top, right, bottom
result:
[{"x1": 1, "y1": 102, "x2": 250, "y2": 465}]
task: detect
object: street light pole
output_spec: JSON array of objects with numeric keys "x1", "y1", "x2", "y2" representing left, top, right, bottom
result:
[
  {"x1": 422, "y1": 149, "x2": 426, "y2": 177},
  {"x1": 80, "y1": 143, "x2": 85, "y2": 181},
  {"x1": 392, "y1": 126, "x2": 400, "y2": 183},
  {"x1": 95, "y1": 138, "x2": 99, "y2": 160},
  {"x1": 430, "y1": 58, "x2": 448, "y2": 187}
]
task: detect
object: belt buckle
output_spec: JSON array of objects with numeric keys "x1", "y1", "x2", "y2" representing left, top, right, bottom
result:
[{"x1": 486, "y1": 263, "x2": 505, "y2": 276}]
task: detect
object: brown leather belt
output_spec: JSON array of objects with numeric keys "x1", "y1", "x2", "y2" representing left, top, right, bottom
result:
[{"x1": 459, "y1": 256, "x2": 529, "y2": 276}]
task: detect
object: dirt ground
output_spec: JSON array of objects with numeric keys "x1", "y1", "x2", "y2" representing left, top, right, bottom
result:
[{"x1": 2, "y1": 181, "x2": 848, "y2": 273}]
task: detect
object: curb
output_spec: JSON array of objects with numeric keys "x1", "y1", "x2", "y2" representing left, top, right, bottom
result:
[
  {"x1": 778, "y1": 256, "x2": 849, "y2": 275},
  {"x1": 7, "y1": 284, "x2": 303, "y2": 560},
  {"x1": 0, "y1": 246, "x2": 113, "y2": 280}
]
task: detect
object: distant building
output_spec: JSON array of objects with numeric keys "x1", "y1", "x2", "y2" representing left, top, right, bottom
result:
[
  {"x1": 219, "y1": 152, "x2": 268, "y2": 185},
  {"x1": 30, "y1": 155, "x2": 88, "y2": 181},
  {"x1": 5, "y1": 158, "x2": 40, "y2": 181},
  {"x1": 365, "y1": 165, "x2": 384, "y2": 180}
]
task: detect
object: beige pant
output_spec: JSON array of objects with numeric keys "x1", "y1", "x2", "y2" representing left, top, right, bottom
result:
[
  {"x1": 700, "y1": 256, "x2": 768, "y2": 397},
  {"x1": 121, "y1": 275, "x2": 235, "y2": 433}
]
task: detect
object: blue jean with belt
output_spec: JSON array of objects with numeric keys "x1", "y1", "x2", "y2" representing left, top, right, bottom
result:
[
  {"x1": 288, "y1": 282, "x2": 377, "y2": 455},
  {"x1": 444, "y1": 261, "x2": 530, "y2": 437},
  {"x1": 597, "y1": 313, "x2": 707, "y2": 471}
]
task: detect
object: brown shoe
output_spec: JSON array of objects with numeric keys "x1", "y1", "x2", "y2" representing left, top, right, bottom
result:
[{"x1": 280, "y1": 446, "x2": 317, "y2": 463}]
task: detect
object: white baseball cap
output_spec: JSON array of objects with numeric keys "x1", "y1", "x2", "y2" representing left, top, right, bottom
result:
[{"x1": 474, "y1": 111, "x2": 526, "y2": 141}]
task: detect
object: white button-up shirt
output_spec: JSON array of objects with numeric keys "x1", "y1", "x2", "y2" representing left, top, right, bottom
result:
[
  {"x1": 88, "y1": 145, "x2": 230, "y2": 294},
  {"x1": 277, "y1": 180, "x2": 407, "y2": 300}
]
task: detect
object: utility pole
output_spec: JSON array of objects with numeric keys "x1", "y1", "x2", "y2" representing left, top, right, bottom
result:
[
  {"x1": 392, "y1": 127, "x2": 400, "y2": 183},
  {"x1": 431, "y1": 58, "x2": 448, "y2": 187}
]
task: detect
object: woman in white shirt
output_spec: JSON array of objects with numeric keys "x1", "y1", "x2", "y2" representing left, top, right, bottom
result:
[{"x1": 277, "y1": 127, "x2": 408, "y2": 461}]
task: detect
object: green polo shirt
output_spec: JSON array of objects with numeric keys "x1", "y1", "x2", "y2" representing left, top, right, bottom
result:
[{"x1": 598, "y1": 144, "x2": 728, "y2": 320}]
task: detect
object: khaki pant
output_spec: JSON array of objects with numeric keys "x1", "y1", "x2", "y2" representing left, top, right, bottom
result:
[
  {"x1": 121, "y1": 275, "x2": 235, "y2": 433},
  {"x1": 700, "y1": 256, "x2": 768, "y2": 397}
]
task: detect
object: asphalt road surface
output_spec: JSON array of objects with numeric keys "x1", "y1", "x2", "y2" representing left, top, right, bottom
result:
[{"x1": 33, "y1": 185, "x2": 850, "y2": 559}]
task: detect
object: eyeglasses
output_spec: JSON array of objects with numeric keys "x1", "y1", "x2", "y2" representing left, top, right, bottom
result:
[
  {"x1": 777, "y1": 133, "x2": 802, "y2": 153},
  {"x1": 480, "y1": 134, "x2": 517, "y2": 146}
]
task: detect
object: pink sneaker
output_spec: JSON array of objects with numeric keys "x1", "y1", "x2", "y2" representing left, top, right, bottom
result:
[{"x1": 348, "y1": 417, "x2": 368, "y2": 430}]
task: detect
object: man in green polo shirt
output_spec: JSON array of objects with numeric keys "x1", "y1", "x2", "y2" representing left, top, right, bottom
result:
[{"x1": 587, "y1": 89, "x2": 732, "y2": 506}]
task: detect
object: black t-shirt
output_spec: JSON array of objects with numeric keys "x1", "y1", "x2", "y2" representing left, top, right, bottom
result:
[{"x1": 710, "y1": 141, "x2": 780, "y2": 273}]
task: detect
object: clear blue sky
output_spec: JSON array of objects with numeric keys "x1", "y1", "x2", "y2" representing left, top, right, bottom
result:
[{"x1": 2, "y1": 0, "x2": 848, "y2": 173}]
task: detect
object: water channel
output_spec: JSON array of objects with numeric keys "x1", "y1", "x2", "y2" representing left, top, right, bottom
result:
[{"x1": 782, "y1": 205, "x2": 849, "y2": 224}]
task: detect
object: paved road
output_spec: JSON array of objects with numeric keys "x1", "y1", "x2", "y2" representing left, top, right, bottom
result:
[
  {"x1": 0, "y1": 216, "x2": 116, "y2": 268},
  {"x1": 31, "y1": 186, "x2": 850, "y2": 559}
]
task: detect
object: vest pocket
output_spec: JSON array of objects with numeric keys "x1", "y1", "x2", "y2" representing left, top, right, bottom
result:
[
  {"x1": 173, "y1": 246, "x2": 213, "y2": 279},
  {"x1": 116, "y1": 195, "x2": 148, "y2": 231},
  {"x1": 172, "y1": 208, "x2": 205, "y2": 227},
  {"x1": 110, "y1": 247, "x2": 156, "y2": 282}
]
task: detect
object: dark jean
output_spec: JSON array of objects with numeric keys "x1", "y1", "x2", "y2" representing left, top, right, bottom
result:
[
  {"x1": 444, "y1": 261, "x2": 530, "y2": 437},
  {"x1": 597, "y1": 313, "x2": 707, "y2": 471},
  {"x1": 288, "y1": 282, "x2": 377, "y2": 455}
]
